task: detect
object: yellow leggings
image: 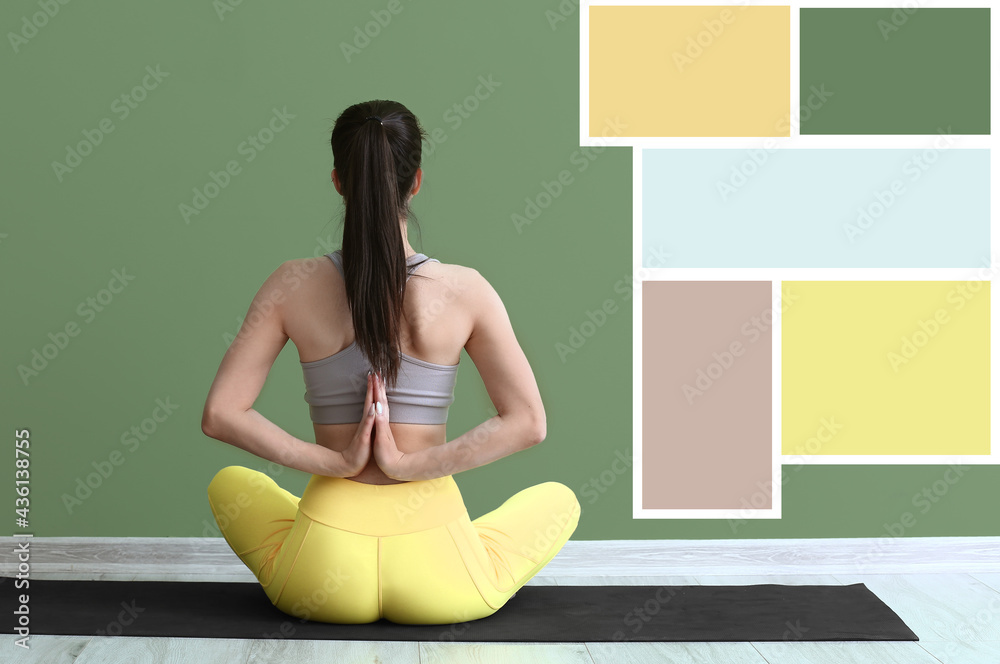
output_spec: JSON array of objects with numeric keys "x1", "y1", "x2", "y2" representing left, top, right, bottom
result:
[{"x1": 206, "y1": 466, "x2": 581, "y2": 624}]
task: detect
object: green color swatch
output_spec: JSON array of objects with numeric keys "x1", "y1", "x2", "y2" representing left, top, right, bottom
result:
[{"x1": 800, "y1": 8, "x2": 990, "y2": 135}]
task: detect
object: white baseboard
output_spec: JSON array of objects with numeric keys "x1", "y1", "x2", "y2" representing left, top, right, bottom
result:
[{"x1": 2, "y1": 536, "x2": 997, "y2": 582}]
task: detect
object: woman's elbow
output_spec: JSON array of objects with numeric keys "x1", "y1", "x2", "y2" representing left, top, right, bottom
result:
[
  {"x1": 527, "y1": 415, "x2": 546, "y2": 447},
  {"x1": 201, "y1": 405, "x2": 222, "y2": 438}
]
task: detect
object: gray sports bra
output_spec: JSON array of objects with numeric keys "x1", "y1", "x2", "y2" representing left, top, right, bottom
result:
[{"x1": 300, "y1": 250, "x2": 458, "y2": 425}]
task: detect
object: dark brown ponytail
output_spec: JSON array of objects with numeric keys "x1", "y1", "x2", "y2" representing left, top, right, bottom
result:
[{"x1": 330, "y1": 100, "x2": 430, "y2": 388}]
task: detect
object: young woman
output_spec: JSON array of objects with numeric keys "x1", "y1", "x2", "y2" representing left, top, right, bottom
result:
[{"x1": 202, "y1": 100, "x2": 580, "y2": 625}]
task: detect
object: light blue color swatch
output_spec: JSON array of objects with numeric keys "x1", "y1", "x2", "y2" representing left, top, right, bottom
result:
[{"x1": 642, "y1": 148, "x2": 990, "y2": 268}]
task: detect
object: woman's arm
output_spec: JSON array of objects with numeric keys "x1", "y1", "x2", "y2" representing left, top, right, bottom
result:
[
  {"x1": 201, "y1": 259, "x2": 357, "y2": 477},
  {"x1": 203, "y1": 408, "x2": 356, "y2": 477},
  {"x1": 380, "y1": 267, "x2": 546, "y2": 481},
  {"x1": 393, "y1": 413, "x2": 541, "y2": 480}
]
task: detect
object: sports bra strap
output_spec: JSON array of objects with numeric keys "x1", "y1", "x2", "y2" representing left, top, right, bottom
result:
[{"x1": 329, "y1": 250, "x2": 437, "y2": 281}]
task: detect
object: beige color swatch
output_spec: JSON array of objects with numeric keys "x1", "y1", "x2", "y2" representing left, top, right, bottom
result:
[{"x1": 643, "y1": 281, "x2": 773, "y2": 509}]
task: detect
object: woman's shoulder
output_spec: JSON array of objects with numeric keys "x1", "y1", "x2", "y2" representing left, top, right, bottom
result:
[
  {"x1": 423, "y1": 254, "x2": 471, "y2": 272},
  {"x1": 279, "y1": 253, "x2": 484, "y2": 286},
  {"x1": 274, "y1": 254, "x2": 338, "y2": 282},
  {"x1": 420, "y1": 256, "x2": 488, "y2": 289}
]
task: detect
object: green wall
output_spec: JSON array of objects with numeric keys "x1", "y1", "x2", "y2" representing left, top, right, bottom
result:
[{"x1": 2, "y1": 1, "x2": 996, "y2": 539}]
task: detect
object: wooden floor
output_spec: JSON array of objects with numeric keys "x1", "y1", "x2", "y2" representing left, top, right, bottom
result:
[{"x1": 4, "y1": 571, "x2": 999, "y2": 663}]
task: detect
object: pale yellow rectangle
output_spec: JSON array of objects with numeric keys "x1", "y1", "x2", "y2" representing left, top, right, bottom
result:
[
  {"x1": 782, "y1": 281, "x2": 990, "y2": 456},
  {"x1": 590, "y1": 5, "x2": 790, "y2": 137}
]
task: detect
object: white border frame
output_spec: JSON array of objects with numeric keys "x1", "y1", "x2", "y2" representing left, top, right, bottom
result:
[{"x1": 578, "y1": 0, "x2": 998, "y2": 518}]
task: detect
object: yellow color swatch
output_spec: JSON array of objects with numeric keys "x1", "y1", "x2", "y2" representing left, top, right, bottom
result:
[
  {"x1": 589, "y1": 5, "x2": 790, "y2": 137},
  {"x1": 782, "y1": 281, "x2": 990, "y2": 456}
]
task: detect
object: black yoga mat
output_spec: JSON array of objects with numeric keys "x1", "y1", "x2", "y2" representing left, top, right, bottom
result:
[{"x1": 1, "y1": 577, "x2": 918, "y2": 642}]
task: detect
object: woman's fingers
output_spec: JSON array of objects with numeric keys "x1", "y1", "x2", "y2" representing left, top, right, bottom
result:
[
  {"x1": 370, "y1": 373, "x2": 390, "y2": 448},
  {"x1": 375, "y1": 374, "x2": 389, "y2": 420},
  {"x1": 361, "y1": 372, "x2": 373, "y2": 414},
  {"x1": 356, "y1": 373, "x2": 376, "y2": 435}
]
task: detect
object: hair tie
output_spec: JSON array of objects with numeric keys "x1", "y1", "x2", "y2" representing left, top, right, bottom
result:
[{"x1": 365, "y1": 115, "x2": 383, "y2": 125}]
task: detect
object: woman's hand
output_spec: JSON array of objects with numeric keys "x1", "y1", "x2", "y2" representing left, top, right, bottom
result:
[
  {"x1": 371, "y1": 372, "x2": 410, "y2": 480},
  {"x1": 340, "y1": 372, "x2": 378, "y2": 476}
]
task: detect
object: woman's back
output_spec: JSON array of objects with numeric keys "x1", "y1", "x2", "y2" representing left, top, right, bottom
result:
[
  {"x1": 205, "y1": 100, "x2": 574, "y2": 626},
  {"x1": 283, "y1": 250, "x2": 477, "y2": 484}
]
